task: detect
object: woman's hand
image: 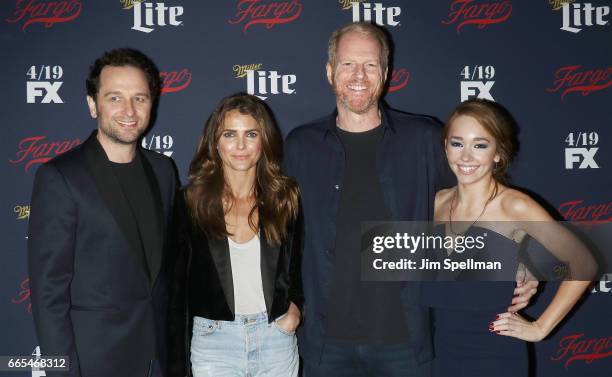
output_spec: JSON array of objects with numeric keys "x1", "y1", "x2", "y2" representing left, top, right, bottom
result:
[
  {"x1": 275, "y1": 302, "x2": 301, "y2": 333},
  {"x1": 490, "y1": 312, "x2": 548, "y2": 342}
]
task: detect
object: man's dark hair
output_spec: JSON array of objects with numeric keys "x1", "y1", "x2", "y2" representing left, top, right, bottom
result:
[{"x1": 86, "y1": 48, "x2": 160, "y2": 103}]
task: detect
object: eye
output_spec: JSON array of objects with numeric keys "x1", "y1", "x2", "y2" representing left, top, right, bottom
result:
[
  {"x1": 222, "y1": 131, "x2": 234, "y2": 138},
  {"x1": 450, "y1": 141, "x2": 462, "y2": 148},
  {"x1": 474, "y1": 143, "x2": 489, "y2": 149},
  {"x1": 134, "y1": 96, "x2": 148, "y2": 103},
  {"x1": 110, "y1": 96, "x2": 121, "y2": 102},
  {"x1": 246, "y1": 131, "x2": 259, "y2": 138}
]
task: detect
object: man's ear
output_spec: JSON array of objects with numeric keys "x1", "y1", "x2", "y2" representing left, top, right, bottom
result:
[
  {"x1": 86, "y1": 96, "x2": 97, "y2": 118},
  {"x1": 326, "y1": 62, "x2": 333, "y2": 85}
]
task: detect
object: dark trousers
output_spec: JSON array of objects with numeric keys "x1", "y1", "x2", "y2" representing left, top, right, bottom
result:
[{"x1": 303, "y1": 341, "x2": 431, "y2": 377}]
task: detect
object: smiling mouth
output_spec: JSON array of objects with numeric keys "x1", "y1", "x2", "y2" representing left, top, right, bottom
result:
[
  {"x1": 116, "y1": 120, "x2": 138, "y2": 128},
  {"x1": 347, "y1": 83, "x2": 368, "y2": 91},
  {"x1": 458, "y1": 165, "x2": 478, "y2": 174}
]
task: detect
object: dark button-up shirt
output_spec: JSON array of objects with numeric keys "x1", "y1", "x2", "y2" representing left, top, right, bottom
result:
[{"x1": 284, "y1": 105, "x2": 453, "y2": 363}]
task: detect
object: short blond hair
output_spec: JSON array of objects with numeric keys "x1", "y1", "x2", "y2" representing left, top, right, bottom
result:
[{"x1": 327, "y1": 22, "x2": 390, "y2": 71}]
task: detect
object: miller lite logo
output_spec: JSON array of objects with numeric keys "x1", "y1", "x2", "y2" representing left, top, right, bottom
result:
[
  {"x1": 551, "y1": 333, "x2": 612, "y2": 368},
  {"x1": 546, "y1": 65, "x2": 611, "y2": 101},
  {"x1": 14, "y1": 205, "x2": 31, "y2": 220},
  {"x1": 234, "y1": 64, "x2": 296, "y2": 100},
  {"x1": 592, "y1": 273, "x2": 611, "y2": 293},
  {"x1": 9, "y1": 136, "x2": 81, "y2": 172},
  {"x1": 442, "y1": 0, "x2": 512, "y2": 33},
  {"x1": 160, "y1": 69, "x2": 192, "y2": 94},
  {"x1": 559, "y1": 199, "x2": 610, "y2": 223},
  {"x1": 347, "y1": 2, "x2": 402, "y2": 27},
  {"x1": 129, "y1": 1, "x2": 184, "y2": 33},
  {"x1": 560, "y1": 2, "x2": 610, "y2": 33},
  {"x1": 5, "y1": 0, "x2": 82, "y2": 31},
  {"x1": 388, "y1": 68, "x2": 410, "y2": 93},
  {"x1": 228, "y1": 0, "x2": 302, "y2": 34},
  {"x1": 549, "y1": 0, "x2": 576, "y2": 11}
]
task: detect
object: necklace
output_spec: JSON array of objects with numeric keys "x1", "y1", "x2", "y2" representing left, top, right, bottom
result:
[{"x1": 448, "y1": 182, "x2": 498, "y2": 235}]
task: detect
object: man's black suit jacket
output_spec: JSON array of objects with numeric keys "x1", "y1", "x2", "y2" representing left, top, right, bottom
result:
[{"x1": 28, "y1": 131, "x2": 178, "y2": 377}]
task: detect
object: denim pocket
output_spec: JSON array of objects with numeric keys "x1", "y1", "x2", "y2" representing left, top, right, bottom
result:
[
  {"x1": 192, "y1": 316, "x2": 218, "y2": 336},
  {"x1": 272, "y1": 320, "x2": 296, "y2": 336}
]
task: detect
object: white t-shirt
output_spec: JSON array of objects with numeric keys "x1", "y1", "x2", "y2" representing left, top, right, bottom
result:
[{"x1": 228, "y1": 235, "x2": 267, "y2": 315}]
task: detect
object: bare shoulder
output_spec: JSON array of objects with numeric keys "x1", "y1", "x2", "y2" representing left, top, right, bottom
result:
[
  {"x1": 434, "y1": 187, "x2": 455, "y2": 221},
  {"x1": 499, "y1": 188, "x2": 553, "y2": 221}
]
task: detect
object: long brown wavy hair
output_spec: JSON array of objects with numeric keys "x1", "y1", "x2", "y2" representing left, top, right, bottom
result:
[{"x1": 185, "y1": 93, "x2": 300, "y2": 246}]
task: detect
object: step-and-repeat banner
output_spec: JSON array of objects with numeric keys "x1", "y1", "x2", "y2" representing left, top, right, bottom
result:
[{"x1": 1, "y1": 1, "x2": 610, "y2": 376}]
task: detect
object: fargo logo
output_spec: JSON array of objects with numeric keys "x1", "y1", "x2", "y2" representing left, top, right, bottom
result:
[
  {"x1": 228, "y1": 0, "x2": 302, "y2": 34},
  {"x1": 560, "y1": 2, "x2": 610, "y2": 33},
  {"x1": 5, "y1": 0, "x2": 82, "y2": 32},
  {"x1": 160, "y1": 69, "x2": 192, "y2": 94},
  {"x1": 388, "y1": 68, "x2": 410, "y2": 93},
  {"x1": 130, "y1": 1, "x2": 184, "y2": 33},
  {"x1": 546, "y1": 65, "x2": 612, "y2": 101},
  {"x1": 442, "y1": 0, "x2": 512, "y2": 33},
  {"x1": 10, "y1": 277, "x2": 31, "y2": 313},
  {"x1": 9, "y1": 136, "x2": 81, "y2": 172},
  {"x1": 551, "y1": 333, "x2": 612, "y2": 369},
  {"x1": 348, "y1": 2, "x2": 401, "y2": 27},
  {"x1": 559, "y1": 199, "x2": 610, "y2": 223}
]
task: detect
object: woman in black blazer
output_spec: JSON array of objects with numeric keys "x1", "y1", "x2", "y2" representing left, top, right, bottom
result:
[{"x1": 167, "y1": 93, "x2": 303, "y2": 377}]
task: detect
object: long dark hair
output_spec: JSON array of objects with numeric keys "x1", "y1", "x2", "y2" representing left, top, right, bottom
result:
[{"x1": 185, "y1": 93, "x2": 299, "y2": 246}]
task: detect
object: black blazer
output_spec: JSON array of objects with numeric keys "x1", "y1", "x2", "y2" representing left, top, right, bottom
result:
[
  {"x1": 28, "y1": 132, "x2": 178, "y2": 377},
  {"x1": 167, "y1": 190, "x2": 304, "y2": 377}
]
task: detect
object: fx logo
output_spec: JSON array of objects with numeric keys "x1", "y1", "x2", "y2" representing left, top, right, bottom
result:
[
  {"x1": 460, "y1": 81, "x2": 494, "y2": 101},
  {"x1": 565, "y1": 148, "x2": 599, "y2": 169},
  {"x1": 26, "y1": 82, "x2": 63, "y2": 104}
]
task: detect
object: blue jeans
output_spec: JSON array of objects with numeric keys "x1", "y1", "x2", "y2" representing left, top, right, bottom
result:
[
  {"x1": 190, "y1": 313, "x2": 298, "y2": 377},
  {"x1": 304, "y1": 341, "x2": 431, "y2": 377}
]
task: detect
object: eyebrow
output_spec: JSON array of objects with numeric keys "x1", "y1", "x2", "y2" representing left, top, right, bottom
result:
[
  {"x1": 222, "y1": 128, "x2": 260, "y2": 132},
  {"x1": 449, "y1": 136, "x2": 491, "y2": 142},
  {"x1": 102, "y1": 91, "x2": 150, "y2": 97}
]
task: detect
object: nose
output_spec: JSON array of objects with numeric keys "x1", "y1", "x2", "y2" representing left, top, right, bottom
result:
[
  {"x1": 236, "y1": 136, "x2": 246, "y2": 150},
  {"x1": 460, "y1": 148, "x2": 473, "y2": 161},
  {"x1": 354, "y1": 64, "x2": 365, "y2": 79},
  {"x1": 125, "y1": 99, "x2": 136, "y2": 116}
]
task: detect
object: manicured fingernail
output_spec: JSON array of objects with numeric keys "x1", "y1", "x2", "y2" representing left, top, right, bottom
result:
[
  {"x1": 495, "y1": 314, "x2": 500, "y2": 320},
  {"x1": 495, "y1": 331, "x2": 500, "y2": 334}
]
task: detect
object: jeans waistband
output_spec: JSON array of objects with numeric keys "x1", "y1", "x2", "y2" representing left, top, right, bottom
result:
[{"x1": 193, "y1": 312, "x2": 269, "y2": 327}]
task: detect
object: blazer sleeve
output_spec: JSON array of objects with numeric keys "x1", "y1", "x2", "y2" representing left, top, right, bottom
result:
[
  {"x1": 287, "y1": 200, "x2": 304, "y2": 312},
  {"x1": 167, "y1": 191, "x2": 191, "y2": 377},
  {"x1": 27, "y1": 163, "x2": 82, "y2": 377}
]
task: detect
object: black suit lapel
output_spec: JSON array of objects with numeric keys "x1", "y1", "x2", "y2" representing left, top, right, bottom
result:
[
  {"x1": 260, "y1": 232, "x2": 280, "y2": 315},
  {"x1": 139, "y1": 150, "x2": 165, "y2": 284},
  {"x1": 83, "y1": 133, "x2": 151, "y2": 281},
  {"x1": 207, "y1": 237, "x2": 235, "y2": 315}
]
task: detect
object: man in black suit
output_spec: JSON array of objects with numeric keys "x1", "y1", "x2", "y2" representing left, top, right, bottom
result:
[{"x1": 28, "y1": 48, "x2": 178, "y2": 377}]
